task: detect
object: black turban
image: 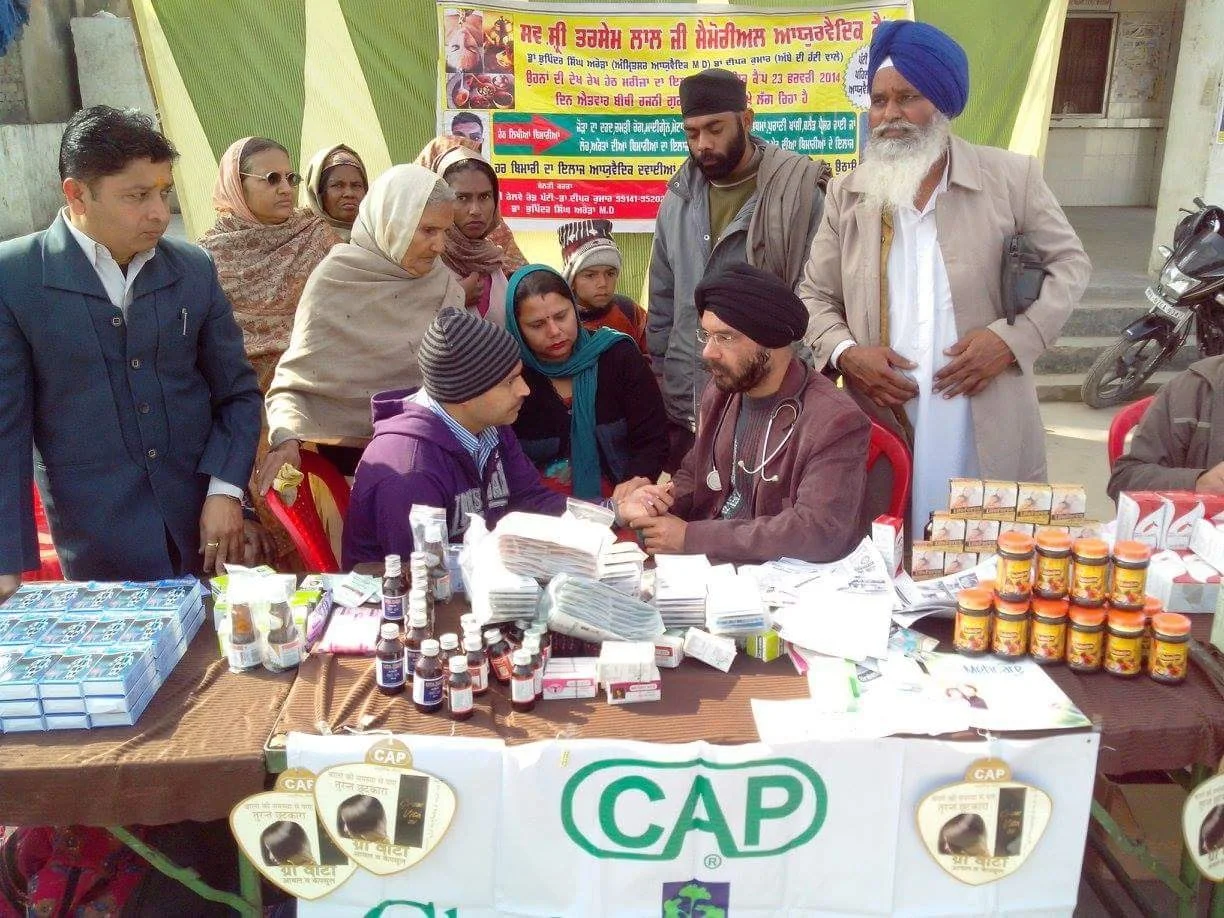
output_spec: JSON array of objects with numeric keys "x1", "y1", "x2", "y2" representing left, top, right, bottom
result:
[
  {"x1": 695, "y1": 264, "x2": 807, "y2": 348},
  {"x1": 679, "y1": 68, "x2": 748, "y2": 118}
]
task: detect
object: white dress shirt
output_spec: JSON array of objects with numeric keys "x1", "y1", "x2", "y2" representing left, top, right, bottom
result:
[
  {"x1": 64, "y1": 212, "x2": 243, "y2": 501},
  {"x1": 885, "y1": 171, "x2": 978, "y2": 535}
]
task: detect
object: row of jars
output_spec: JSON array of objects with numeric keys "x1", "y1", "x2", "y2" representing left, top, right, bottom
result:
[
  {"x1": 954, "y1": 584, "x2": 1192, "y2": 684},
  {"x1": 995, "y1": 531, "x2": 1151, "y2": 609}
]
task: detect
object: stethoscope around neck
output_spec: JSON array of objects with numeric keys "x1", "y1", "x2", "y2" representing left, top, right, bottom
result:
[{"x1": 704, "y1": 374, "x2": 804, "y2": 492}]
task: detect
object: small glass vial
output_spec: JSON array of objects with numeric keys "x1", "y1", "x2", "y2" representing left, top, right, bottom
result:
[
  {"x1": 523, "y1": 634, "x2": 543, "y2": 700},
  {"x1": 375, "y1": 623, "x2": 405, "y2": 695},
  {"x1": 381, "y1": 554, "x2": 407, "y2": 628},
  {"x1": 1070, "y1": 538, "x2": 1109, "y2": 607},
  {"x1": 1104, "y1": 609, "x2": 1145, "y2": 677},
  {"x1": 438, "y1": 632, "x2": 460, "y2": 660},
  {"x1": 510, "y1": 649, "x2": 536, "y2": 713},
  {"x1": 227, "y1": 601, "x2": 262, "y2": 673},
  {"x1": 1067, "y1": 605, "x2": 1106, "y2": 673},
  {"x1": 464, "y1": 633, "x2": 490, "y2": 696},
  {"x1": 1029, "y1": 598, "x2": 1069, "y2": 665},
  {"x1": 485, "y1": 628, "x2": 514, "y2": 684},
  {"x1": 1034, "y1": 531, "x2": 1072, "y2": 599},
  {"x1": 953, "y1": 588, "x2": 993, "y2": 656},
  {"x1": 447, "y1": 655, "x2": 474, "y2": 720},
  {"x1": 995, "y1": 533, "x2": 1036, "y2": 602},
  {"x1": 263, "y1": 589, "x2": 302, "y2": 674},
  {"x1": 1149, "y1": 612, "x2": 1191, "y2": 684},
  {"x1": 991, "y1": 597, "x2": 1030, "y2": 659},
  {"x1": 404, "y1": 610, "x2": 430, "y2": 684},
  {"x1": 413, "y1": 639, "x2": 444, "y2": 714},
  {"x1": 1110, "y1": 541, "x2": 1151, "y2": 610}
]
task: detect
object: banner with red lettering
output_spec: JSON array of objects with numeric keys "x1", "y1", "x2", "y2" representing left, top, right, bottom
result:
[{"x1": 437, "y1": 1, "x2": 911, "y2": 231}]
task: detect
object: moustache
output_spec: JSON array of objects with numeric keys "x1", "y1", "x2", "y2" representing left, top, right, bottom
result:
[{"x1": 872, "y1": 119, "x2": 920, "y2": 139}]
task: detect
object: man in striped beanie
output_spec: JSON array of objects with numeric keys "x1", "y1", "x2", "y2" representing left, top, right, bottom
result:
[{"x1": 341, "y1": 306, "x2": 570, "y2": 563}]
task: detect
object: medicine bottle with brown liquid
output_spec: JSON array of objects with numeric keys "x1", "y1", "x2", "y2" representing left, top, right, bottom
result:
[
  {"x1": 375, "y1": 623, "x2": 405, "y2": 696},
  {"x1": 413, "y1": 639, "x2": 444, "y2": 714},
  {"x1": 447, "y1": 655, "x2": 474, "y2": 721},
  {"x1": 510, "y1": 649, "x2": 536, "y2": 713}
]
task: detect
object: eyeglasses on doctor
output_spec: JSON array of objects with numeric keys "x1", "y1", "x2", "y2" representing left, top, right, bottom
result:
[{"x1": 696, "y1": 328, "x2": 740, "y2": 347}]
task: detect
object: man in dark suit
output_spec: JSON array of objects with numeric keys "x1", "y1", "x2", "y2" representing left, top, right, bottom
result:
[{"x1": 0, "y1": 106, "x2": 263, "y2": 600}]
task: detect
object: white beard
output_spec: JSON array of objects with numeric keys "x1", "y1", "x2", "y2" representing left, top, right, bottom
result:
[{"x1": 857, "y1": 112, "x2": 951, "y2": 211}]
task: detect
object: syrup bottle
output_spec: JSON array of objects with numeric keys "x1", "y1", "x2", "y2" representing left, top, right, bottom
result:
[
  {"x1": 413, "y1": 639, "x2": 444, "y2": 714},
  {"x1": 510, "y1": 649, "x2": 536, "y2": 713},
  {"x1": 375, "y1": 623, "x2": 405, "y2": 696},
  {"x1": 447, "y1": 655, "x2": 474, "y2": 721},
  {"x1": 485, "y1": 628, "x2": 513, "y2": 685},
  {"x1": 464, "y1": 633, "x2": 490, "y2": 696}
]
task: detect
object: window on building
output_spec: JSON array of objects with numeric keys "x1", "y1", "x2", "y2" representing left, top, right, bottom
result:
[{"x1": 1052, "y1": 14, "x2": 1117, "y2": 116}]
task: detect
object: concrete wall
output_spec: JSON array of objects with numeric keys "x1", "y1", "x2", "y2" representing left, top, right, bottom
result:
[
  {"x1": 0, "y1": 122, "x2": 67, "y2": 240},
  {"x1": 1044, "y1": 0, "x2": 1181, "y2": 206},
  {"x1": 71, "y1": 13, "x2": 154, "y2": 112},
  {"x1": 1150, "y1": 0, "x2": 1224, "y2": 273}
]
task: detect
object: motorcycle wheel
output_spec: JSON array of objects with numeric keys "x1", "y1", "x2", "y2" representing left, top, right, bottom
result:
[{"x1": 1081, "y1": 334, "x2": 1169, "y2": 408}]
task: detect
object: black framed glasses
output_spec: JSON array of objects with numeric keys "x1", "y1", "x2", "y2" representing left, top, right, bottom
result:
[{"x1": 240, "y1": 170, "x2": 302, "y2": 188}]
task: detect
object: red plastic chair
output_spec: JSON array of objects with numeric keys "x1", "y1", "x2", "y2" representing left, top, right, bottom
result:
[
  {"x1": 264, "y1": 451, "x2": 352, "y2": 573},
  {"x1": 1107, "y1": 396, "x2": 1155, "y2": 468},
  {"x1": 866, "y1": 420, "x2": 912, "y2": 520},
  {"x1": 27, "y1": 485, "x2": 64, "y2": 581}
]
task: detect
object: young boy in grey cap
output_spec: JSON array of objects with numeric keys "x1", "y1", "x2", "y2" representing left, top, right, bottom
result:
[{"x1": 558, "y1": 218, "x2": 648, "y2": 353}]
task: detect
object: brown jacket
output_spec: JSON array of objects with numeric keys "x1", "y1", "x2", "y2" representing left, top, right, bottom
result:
[
  {"x1": 797, "y1": 135, "x2": 1091, "y2": 481},
  {"x1": 1107, "y1": 357, "x2": 1224, "y2": 500},
  {"x1": 672, "y1": 358, "x2": 870, "y2": 565}
]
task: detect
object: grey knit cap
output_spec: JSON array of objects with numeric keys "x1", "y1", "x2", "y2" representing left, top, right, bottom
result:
[{"x1": 419, "y1": 306, "x2": 521, "y2": 402}]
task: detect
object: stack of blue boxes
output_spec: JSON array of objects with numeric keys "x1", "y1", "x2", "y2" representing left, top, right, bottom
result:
[{"x1": 0, "y1": 578, "x2": 206, "y2": 732}]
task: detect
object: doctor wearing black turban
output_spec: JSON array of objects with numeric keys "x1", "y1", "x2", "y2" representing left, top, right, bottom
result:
[{"x1": 619, "y1": 263, "x2": 873, "y2": 566}]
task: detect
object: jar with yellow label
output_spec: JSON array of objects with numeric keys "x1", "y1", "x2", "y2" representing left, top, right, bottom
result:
[
  {"x1": 1069, "y1": 538, "x2": 1109, "y2": 607},
  {"x1": 1034, "y1": 530, "x2": 1072, "y2": 599},
  {"x1": 1149, "y1": 612, "x2": 1191, "y2": 684},
  {"x1": 1104, "y1": 609, "x2": 1145, "y2": 677},
  {"x1": 1066, "y1": 605, "x2": 1106, "y2": 673},
  {"x1": 1029, "y1": 598, "x2": 1068, "y2": 664},
  {"x1": 992, "y1": 597, "x2": 1030, "y2": 659},
  {"x1": 1110, "y1": 541, "x2": 1151, "y2": 610},
  {"x1": 996, "y1": 533, "x2": 1036, "y2": 602},
  {"x1": 954, "y1": 588, "x2": 993, "y2": 656}
]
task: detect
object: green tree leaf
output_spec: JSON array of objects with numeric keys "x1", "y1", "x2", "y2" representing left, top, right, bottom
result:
[{"x1": 663, "y1": 900, "x2": 684, "y2": 918}]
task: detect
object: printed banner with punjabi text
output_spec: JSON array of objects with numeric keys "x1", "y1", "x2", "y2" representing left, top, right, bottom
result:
[{"x1": 437, "y1": 1, "x2": 912, "y2": 230}]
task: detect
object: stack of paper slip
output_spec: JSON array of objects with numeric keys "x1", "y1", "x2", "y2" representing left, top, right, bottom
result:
[
  {"x1": 705, "y1": 568, "x2": 770, "y2": 635},
  {"x1": 653, "y1": 554, "x2": 711, "y2": 628},
  {"x1": 464, "y1": 536, "x2": 541, "y2": 624},
  {"x1": 597, "y1": 542, "x2": 647, "y2": 596},
  {"x1": 595, "y1": 640, "x2": 660, "y2": 685},
  {"x1": 542, "y1": 573, "x2": 665, "y2": 643},
  {"x1": 495, "y1": 512, "x2": 614, "y2": 581}
]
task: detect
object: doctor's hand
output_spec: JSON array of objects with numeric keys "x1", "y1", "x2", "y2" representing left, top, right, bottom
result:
[
  {"x1": 934, "y1": 328, "x2": 1015, "y2": 399},
  {"x1": 0, "y1": 574, "x2": 20, "y2": 604},
  {"x1": 635, "y1": 514, "x2": 688, "y2": 555},
  {"x1": 199, "y1": 494, "x2": 244, "y2": 575},
  {"x1": 838, "y1": 346, "x2": 919, "y2": 408},
  {"x1": 257, "y1": 440, "x2": 301, "y2": 496},
  {"x1": 611, "y1": 477, "x2": 652, "y2": 503}
]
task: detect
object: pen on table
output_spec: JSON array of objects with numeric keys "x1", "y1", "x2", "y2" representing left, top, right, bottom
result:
[{"x1": 181, "y1": 308, "x2": 187, "y2": 336}]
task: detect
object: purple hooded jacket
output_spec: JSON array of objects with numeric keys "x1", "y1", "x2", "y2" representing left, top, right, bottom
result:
[{"x1": 342, "y1": 388, "x2": 567, "y2": 567}]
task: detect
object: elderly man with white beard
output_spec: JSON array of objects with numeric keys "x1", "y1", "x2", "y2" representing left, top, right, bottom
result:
[{"x1": 798, "y1": 20, "x2": 1090, "y2": 535}]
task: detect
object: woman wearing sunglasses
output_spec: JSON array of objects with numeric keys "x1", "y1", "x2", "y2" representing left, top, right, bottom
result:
[
  {"x1": 200, "y1": 136, "x2": 339, "y2": 391},
  {"x1": 201, "y1": 136, "x2": 340, "y2": 569}
]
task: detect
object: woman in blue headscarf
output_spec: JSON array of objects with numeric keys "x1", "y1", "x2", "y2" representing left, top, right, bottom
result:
[{"x1": 505, "y1": 264, "x2": 668, "y2": 500}]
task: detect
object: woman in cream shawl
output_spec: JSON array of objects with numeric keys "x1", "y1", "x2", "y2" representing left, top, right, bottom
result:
[
  {"x1": 303, "y1": 144, "x2": 368, "y2": 242},
  {"x1": 259, "y1": 164, "x2": 465, "y2": 489},
  {"x1": 200, "y1": 137, "x2": 340, "y2": 390}
]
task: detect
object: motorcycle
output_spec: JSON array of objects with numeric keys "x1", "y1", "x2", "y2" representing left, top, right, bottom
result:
[{"x1": 1081, "y1": 197, "x2": 1224, "y2": 408}]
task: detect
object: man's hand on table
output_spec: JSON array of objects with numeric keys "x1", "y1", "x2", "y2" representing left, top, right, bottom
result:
[
  {"x1": 1198, "y1": 462, "x2": 1224, "y2": 495},
  {"x1": 199, "y1": 494, "x2": 244, "y2": 574},
  {"x1": 634, "y1": 514, "x2": 688, "y2": 555},
  {"x1": 0, "y1": 573, "x2": 20, "y2": 603}
]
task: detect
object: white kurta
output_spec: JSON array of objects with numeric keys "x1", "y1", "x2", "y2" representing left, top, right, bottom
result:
[{"x1": 888, "y1": 172, "x2": 979, "y2": 536}]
